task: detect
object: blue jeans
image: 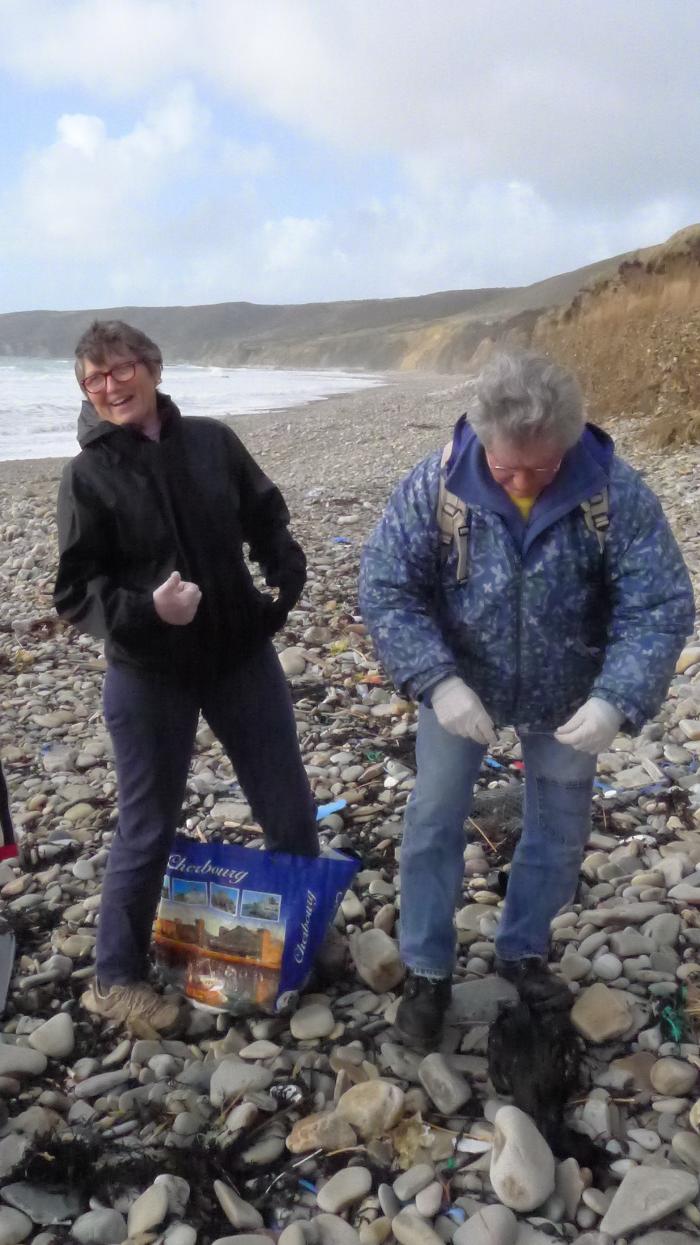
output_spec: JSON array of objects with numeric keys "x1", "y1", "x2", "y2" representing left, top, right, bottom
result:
[{"x1": 399, "y1": 704, "x2": 597, "y2": 977}]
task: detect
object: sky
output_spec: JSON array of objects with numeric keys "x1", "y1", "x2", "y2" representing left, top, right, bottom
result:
[{"x1": 1, "y1": 0, "x2": 700, "y2": 312}]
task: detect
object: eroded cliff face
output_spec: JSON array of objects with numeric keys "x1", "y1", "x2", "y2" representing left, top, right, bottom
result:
[
  {"x1": 221, "y1": 230, "x2": 700, "y2": 445},
  {"x1": 531, "y1": 226, "x2": 700, "y2": 445}
]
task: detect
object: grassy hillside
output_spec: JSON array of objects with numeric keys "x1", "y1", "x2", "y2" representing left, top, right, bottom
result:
[
  {"x1": 533, "y1": 225, "x2": 700, "y2": 444},
  {"x1": 0, "y1": 251, "x2": 630, "y2": 371}
]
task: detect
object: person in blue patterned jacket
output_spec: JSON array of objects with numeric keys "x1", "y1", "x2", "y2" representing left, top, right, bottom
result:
[{"x1": 359, "y1": 350, "x2": 694, "y2": 1047}]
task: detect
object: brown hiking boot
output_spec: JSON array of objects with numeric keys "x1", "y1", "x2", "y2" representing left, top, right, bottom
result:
[{"x1": 82, "y1": 980, "x2": 180, "y2": 1031}]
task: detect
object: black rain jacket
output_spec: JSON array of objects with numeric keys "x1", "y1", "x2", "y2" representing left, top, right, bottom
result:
[{"x1": 54, "y1": 392, "x2": 306, "y2": 678}]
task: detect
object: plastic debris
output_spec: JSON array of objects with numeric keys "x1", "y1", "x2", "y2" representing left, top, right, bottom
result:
[
  {"x1": 447, "y1": 1207, "x2": 467, "y2": 1223},
  {"x1": 655, "y1": 985, "x2": 689, "y2": 1043},
  {"x1": 270, "y1": 1080, "x2": 307, "y2": 1108},
  {"x1": 316, "y1": 799, "x2": 347, "y2": 819}
]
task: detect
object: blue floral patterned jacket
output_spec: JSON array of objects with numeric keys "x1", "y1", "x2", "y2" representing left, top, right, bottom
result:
[{"x1": 359, "y1": 419, "x2": 695, "y2": 732}]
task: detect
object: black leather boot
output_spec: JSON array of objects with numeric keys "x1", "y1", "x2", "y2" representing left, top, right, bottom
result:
[{"x1": 395, "y1": 971, "x2": 452, "y2": 1049}]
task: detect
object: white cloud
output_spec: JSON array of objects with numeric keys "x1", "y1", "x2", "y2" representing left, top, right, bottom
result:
[
  {"x1": 220, "y1": 139, "x2": 276, "y2": 178},
  {"x1": 0, "y1": 0, "x2": 190, "y2": 95},
  {"x1": 7, "y1": 84, "x2": 207, "y2": 256},
  {"x1": 262, "y1": 216, "x2": 328, "y2": 274},
  {"x1": 1, "y1": 1, "x2": 700, "y2": 309},
  {"x1": 3, "y1": 0, "x2": 700, "y2": 207},
  {"x1": 56, "y1": 114, "x2": 105, "y2": 157}
]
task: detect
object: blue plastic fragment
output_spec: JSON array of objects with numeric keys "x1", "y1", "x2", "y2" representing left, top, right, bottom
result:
[
  {"x1": 331, "y1": 536, "x2": 352, "y2": 544},
  {"x1": 316, "y1": 799, "x2": 347, "y2": 820},
  {"x1": 484, "y1": 757, "x2": 506, "y2": 770},
  {"x1": 298, "y1": 1179, "x2": 317, "y2": 1193},
  {"x1": 447, "y1": 1207, "x2": 466, "y2": 1223}
]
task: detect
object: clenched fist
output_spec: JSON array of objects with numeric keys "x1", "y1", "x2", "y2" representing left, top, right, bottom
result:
[{"x1": 153, "y1": 572, "x2": 201, "y2": 626}]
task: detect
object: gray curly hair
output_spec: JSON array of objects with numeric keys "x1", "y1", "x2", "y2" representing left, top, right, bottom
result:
[{"x1": 470, "y1": 351, "x2": 585, "y2": 450}]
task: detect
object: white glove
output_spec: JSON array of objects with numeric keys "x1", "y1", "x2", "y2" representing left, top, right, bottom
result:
[
  {"x1": 153, "y1": 571, "x2": 202, "y2": 626},
  {"x1": 431, "y1": 676, "x2": 497, "y2": 747},
  {"x1": 554, "y1": 697, "x2": 623, "y2": 754}
]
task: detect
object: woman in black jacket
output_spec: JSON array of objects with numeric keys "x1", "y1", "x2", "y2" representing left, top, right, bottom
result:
[{"x1": 55, "y1": 320, "x2": 318, "y2": 1029}]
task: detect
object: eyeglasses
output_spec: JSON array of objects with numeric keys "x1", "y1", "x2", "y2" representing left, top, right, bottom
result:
[
  {"x1": 82, "y1": 361, "x2": 138, "y2": 394},
  {"x1": 487, "y1": 457, "x2": 562, "y2": 479}
]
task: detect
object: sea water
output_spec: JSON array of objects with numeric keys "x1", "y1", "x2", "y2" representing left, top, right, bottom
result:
[{"x1": 0, "y1": 358, "x2": 383, "y2": 461}]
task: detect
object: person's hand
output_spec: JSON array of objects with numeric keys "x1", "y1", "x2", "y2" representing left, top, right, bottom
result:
[
  {"x1": 153, "y1": 572, "x2": 201, "y2": 625},
  {"x1": 266, "y1": 557, "x2": 306, "y2": 610},
  {"x1": 431, "y1": 676, "x2": 497, "y2": 746},
  {"x1": 554, "y1": 697, "x2": 623, "y2": 754}
]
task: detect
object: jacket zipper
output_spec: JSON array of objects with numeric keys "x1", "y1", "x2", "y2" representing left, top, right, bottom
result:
[{"x1": 513, "y1": 558, "x2": 523, "y2": 724}]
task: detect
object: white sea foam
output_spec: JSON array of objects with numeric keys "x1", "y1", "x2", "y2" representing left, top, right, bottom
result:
[{"x1": 0, "y1": 359, "x2": 383, "y2": 461}]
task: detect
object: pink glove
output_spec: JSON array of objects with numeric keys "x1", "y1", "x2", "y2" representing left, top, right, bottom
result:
[
  {"x1": 431, "y1": 677, "x2": 497, "y2": 747},
  {"x1": 554, "y1": 697, "x2": 623, "y2": 754}
]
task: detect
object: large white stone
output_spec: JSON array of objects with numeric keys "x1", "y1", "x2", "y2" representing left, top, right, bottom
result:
[
  {"x1": 28, "y1": 1014, "x2": 75, "y2": 1059},
  {"x1": 600, "y1": 1166, "x2": 699, "y2": 1236},
  {"x1": 669, "y1": 883, "x2": 700, "y2": 904},
  {"x1": 570, "y1": 982, "x2": 635, "y2": 1042},
  {"x1": 210, "y1": 1238, "x2": 271, "y2": 1245},
  {"x1": 650, "y1": 1057, "x2": 698, "y2": 1097},
  {"x1": 336, "y1": 1079, "x2": 405, "y2": 1139},
  {"x1": 0, "y1": 1047, "x2": 47, "y2": 1078},
  {"x1": 418, "y1": 1052, "x2": 471, "y2": 1114},
  {"x1": 392, "y1": 1208, "x2": 445, "y2": 1245},
  {"x1": 279, "y1": 648, "x2": 307, "y2": 676},
  {"x1": 314, "y1": 1215, "x2": 363, "y2": 1244},
  {"x1": 350, "y1": 929, "x2": 404, "y2": 992},
  {"x1": 453, "y1": 1203, "x2": 518, "y2": 1245},
  {"x1": 290, "y1": 1002, "x2": 335, "y2": 1041},
  {"x1": 490, "y1": 1106, "x2": 556, "y2": 1212},
  {"x1": 209, "y1": 1056, "x2": 273, "y2": 1107},
  {"x1": 71, "y1": 1210, "x2": 127, "y2": 1245},
  {"x1": 127, "y1": 1184, "x2": 169, "y2": 1236},
  {"x1": 154, "y1": 1174, "x2": 190, "y2": 1218},
  {"x1": 316, "y1": 1166, "x2": 372, "y2": 1213},
  {"x1": 164, "y1": 1227, "x2": 197, "y2": 1245},
  {"x1": 213, "y1": 1181, "x2": 262, "y2": 1230},
  {"x1": 0, "y1": 1210, "x2": 32, "y2": 1245}
]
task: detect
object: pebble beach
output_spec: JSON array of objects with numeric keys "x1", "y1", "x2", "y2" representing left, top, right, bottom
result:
[{"x1": 1, "y1": 373, "x2": 700, "y2": 1245}]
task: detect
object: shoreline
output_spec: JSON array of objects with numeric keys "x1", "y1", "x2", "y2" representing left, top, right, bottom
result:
[
  {"x1": 0, "y1": 371, "x2": 470, "y2": 490},
  {"x1": 0, "y1": 365, "x2": 395, "y2": 476}
]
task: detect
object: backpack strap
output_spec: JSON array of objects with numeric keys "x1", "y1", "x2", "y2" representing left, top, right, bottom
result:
[
  {"x1": 580, "y1": 487, "x2": 610, "y2": 553},
  {"x1": 437, "y1": 439, "x2": 470, "y2": 583},
  {"x1": 438, "y1": 444, "x2": 609, "y2": 581}
]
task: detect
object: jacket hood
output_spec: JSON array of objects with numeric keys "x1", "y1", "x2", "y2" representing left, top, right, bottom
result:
[
  {"x1": 445, "y1": 415, "x2": 615, "y2": 553},
  {"x1": 77, "y1": 390, "x2": 180, "y2": 449}
]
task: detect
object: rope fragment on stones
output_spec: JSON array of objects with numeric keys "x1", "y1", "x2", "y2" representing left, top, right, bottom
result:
[{"x1": 438, "y1": 439, "x2": 610, "y2": 581}]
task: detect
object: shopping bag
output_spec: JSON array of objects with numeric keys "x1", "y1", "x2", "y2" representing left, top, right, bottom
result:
[{"x1": 154, "y1": 835, "x2": 359, "y2": 1014}]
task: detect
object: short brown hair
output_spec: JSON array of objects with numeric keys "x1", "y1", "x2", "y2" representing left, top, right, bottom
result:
[{"x1": 74, "y1": 320, "x2": 163, "y2": 385}]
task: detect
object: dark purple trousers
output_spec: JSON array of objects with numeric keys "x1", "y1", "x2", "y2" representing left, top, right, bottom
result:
[{"x1": 98, "y1": 642, "x2": 318, "y2": 985}]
